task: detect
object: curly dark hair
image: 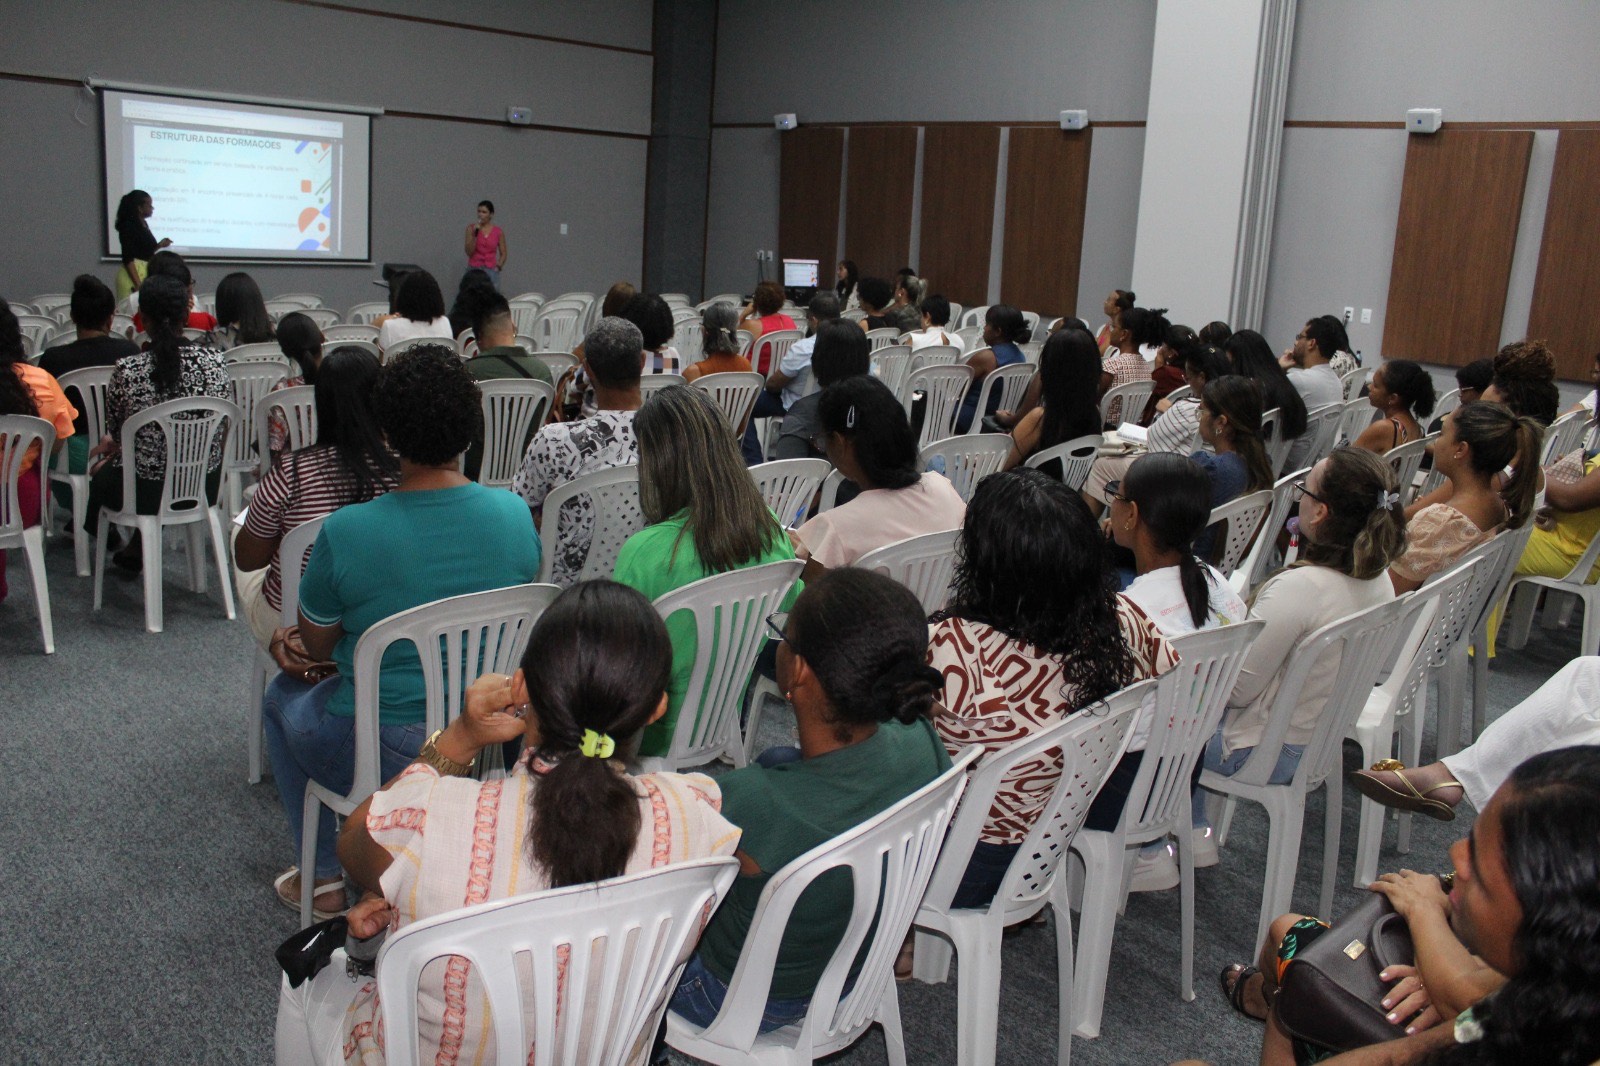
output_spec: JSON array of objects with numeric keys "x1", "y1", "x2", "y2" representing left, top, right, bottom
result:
[
  {"x1": 0, "y1": 298, "x2": 39, "y2": 417},
  {"x1": 373, "y1": 344, "x2": 482, "y2": 465},
  {"x1": 621, "y1": 293, "x2": 676, "y2": 351},
  {"x1": 1421, "y1": 746, "x2": 1600, "y2": 1066},
  {"x1": 939, "y1": 469, "x2": 1137, "y2": 701}
]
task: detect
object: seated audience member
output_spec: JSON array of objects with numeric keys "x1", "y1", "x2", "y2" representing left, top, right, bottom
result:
[
  {"x1": 855, "y1": 276, "x2": 896, "y2": 331},
  {"x1": 740, "y1": 288, "x2": 837, "y2": 409},
  {"x1": 1390, "y1": 403, "x2": 1540, "y2": 593},
  {"x1": 234, "y1": 346, "x2": 400, "y2": 648},
  {"x1": 512, "y1": 317, "x2": 645, "y2": 586},
  {"x1": 266, "y1": 312, "x2": 324, "y2": 461},
  {"x1": 736, "y1": 280, "x2": 796, "y2": 375},
  {"x1": 670, "y1": 568, "x2": 951, "y2": 1031},
  {"x1": 791, "y1": 375, "x2": 967, "y2": 581},
  {"x1": 1096, "y1": 288, "x2": 1136, "y2": 353},
  {"x1": 1002, "y1": 326, "x2": 1104, "y2": 471},
  {"x1": 1197, "y1": 320, "x2": 1232, "y2": 348},
  {"x1": 1103, "y1": 306, "x2": 1169, "y2": 388},
  {"x1": 1148, "y1": 323, "x2": 1199, "y2": 412},
  {"x1": 887, "y1": 274, "x2": 925, "y2": 334},
  {"x1": 0, "y1": 299, "x2": 75, "y2": 602},
  {"x1": 446, "y1": 267, "x2": 497, "y2": 338},
  {"x1": 85, "y1": 274, "x2": 228, "y2": 571},
  {"x1": 1194, "y1": 448, "x2": 1405, "y2": 846},
  {"x1": 835, "y1": 258, "x2": 859, "y2": 312},
  {"x1": 276, "y1": 581, "x2": 739, "y2": 1065},
  {"x1": 465, "y1": 292, "x2": 549, "y2": 383},
  {"x1": 930, "y1": 469, "x2": 1177, "y2": 905},
  {"x1": 622, "y1": 292, "x2": 679, "y2": 374},
  {"x1": 1228, "y1": 328, "x2": 1311, "y2": 469},
  {"x1": 905, "y1": 293, "x2": 959, "y2": 350},
  {"x1": 772, "y1": 318, "x2": 871, "y2": 462},
  {"x1": 263, "y1": 346, "x2": 540, "y2": 919},
  {"x1": 1482, "y1": 339, "x2": 1560, "y2": 428},
  {"x1": 682, "y1": 302, "x2": 751, "y2": 383},
  {"x1": 613, "y1": 385, "x2": 801, "y2": 758},
  {"x1": 1454, "y1": 357, "x2": 1494, "y2": 408},
  {"x1": 131, "y1": 251, "x2": 219, "y2": 334},
  {"x1": 552, "y1": 282, "x2": 640, "y2": 422},
  {"x1": 1278, "y1": 315, "x2": 1347, "y2": 403},
  {"x1": 1352, "y1": 358, "x2": 1435, "y2": 453},
  {"x1": 1567, "y1": 348, "x2": 1598, "y2": 417},
  {"x1": 955, "y1": 304, "x2": 1030, "y2": 433},
  {"x1": 38, "y1": 275, "x2": 139, "y2": 497},
  {"x1": 1187, "y1": 374, "x2": 1276, "y2": 559},
  {"x1": 1215, "y1": 747, "x2": 1600, "y2": 1066},
  {"x1": 212, "y1": 271, "x2": 276, "y2": 350},
  {"x1": 375, "y1": 269, "x2": 452, "y2": 353}
]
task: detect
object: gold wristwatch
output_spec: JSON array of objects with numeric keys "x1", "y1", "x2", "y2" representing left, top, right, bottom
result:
[{"x1": 417, "y1": 729, "x2": 477, "y2": 777}]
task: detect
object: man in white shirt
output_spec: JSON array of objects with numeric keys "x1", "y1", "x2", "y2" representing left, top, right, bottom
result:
[
  {"x1": 1281, "y1": 315, "x2": 1345, "y2": 469},
  {"x1": 741, "y1": 290, "x2": 838, "y2": 463}
]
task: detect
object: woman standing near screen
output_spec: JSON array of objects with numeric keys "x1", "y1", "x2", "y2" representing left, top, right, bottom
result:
[
  {"x1": 464, "y1": 200, "x2": 507, "y2": 289},
  {"x1": 113, "y1": 190, "x2": 172, "y2": 301}
]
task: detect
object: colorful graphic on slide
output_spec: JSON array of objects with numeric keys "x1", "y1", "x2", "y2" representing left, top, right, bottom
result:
[{"x1": 294, "y1": 141, "x2": 334, "y2": 251}]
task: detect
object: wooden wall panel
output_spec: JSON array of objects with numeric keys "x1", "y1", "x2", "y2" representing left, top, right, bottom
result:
[
  {"x1": 1382, "y1": 130, "x2": 1533, "y2": 366},
  {"x1": 844, "y1": 126, "x2": 919, "y2": 280},
  {"x1": 779, "y1": 127, "x2": 844, "y2": 269},
  {"x1": 1000, "y1": 128, "x2": 1093, "y2": 316},
  {"x1": 918, "y1": 125, "x2": 1001, "y2": 308},
  {"x1": 1528, "y1": 130, "x2": 1600, "y2": 381}
]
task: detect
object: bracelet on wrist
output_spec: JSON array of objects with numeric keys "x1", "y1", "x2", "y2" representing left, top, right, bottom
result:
[{"x1": 417, "y1": 728, "x2": 477, "y2": 777}]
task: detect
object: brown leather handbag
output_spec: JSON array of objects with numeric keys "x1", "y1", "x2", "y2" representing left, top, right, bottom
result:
[{"x1": 1274, "y1": 890, "x2": 1416, "y2": 1051}]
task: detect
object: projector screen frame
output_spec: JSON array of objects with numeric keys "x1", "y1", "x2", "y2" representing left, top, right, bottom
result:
[{"x1": 98, "y1": 82, "x2": 381, "y2": 266}]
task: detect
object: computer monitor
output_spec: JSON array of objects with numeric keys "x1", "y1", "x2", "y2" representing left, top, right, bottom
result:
[{"x1": 781, "y1": 258, "x2": 820, "y2": 288}]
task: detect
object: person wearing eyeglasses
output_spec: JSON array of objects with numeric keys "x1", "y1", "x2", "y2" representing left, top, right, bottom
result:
[{"x1": 1189, "y1": 447, "x2": 1407, "y2": 865}]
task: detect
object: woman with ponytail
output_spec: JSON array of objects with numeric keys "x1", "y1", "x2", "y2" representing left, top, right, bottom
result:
[
  {"x1": 1390, "y1": 402, "x2": 1540, "y2": 594},
  {"x1": 929, "y1": 470, "x2": 1176, "y2": 904},
  {"x1": 672, "y1": 568, "x2": 952, "y2": 1030},
  {"x1": 681, "y1": 300, "x2": 752, "y2": 381},
  {"x1": 84, "y1": 273, "x2": 227, "y2": 567},
  {"x1": 274, "y1": 581, "x2": 740, "y2": 1064}
]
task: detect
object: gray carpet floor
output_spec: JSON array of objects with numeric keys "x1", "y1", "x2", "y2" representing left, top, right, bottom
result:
[{"x1": 0, "y1": 523, "x2": 1582, "y2": 1065}]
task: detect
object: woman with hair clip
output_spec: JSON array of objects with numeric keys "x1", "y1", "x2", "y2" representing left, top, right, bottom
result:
[
  {"x1": 84, "y1": 273, "x2": 228, "y2": 571},
  {"x1": 1389, "y1": 403, "x2": 1541, "y2": 594},
  {"x1": 613, "y1": 385, "x2": 801, "y2": 759},
  {"x1": 928, "y1": 469, "x2": 1178, "y2": 906},
  {"x1": 275, "y1": 580, "x2": 741, "y2": 1065},
  {"x1": 791, "y1": 375, "x2": 967, "y2": 582},
  {"x1": 955, "y1": 304, "x2": 1031, "y2": 433},
  {"x1": 1002, "y1": 326, "x2": 1104, "y2": 470},
  {"x1": 1189, "y1": 447, "x2": 1407, "y2": 858},
  {"x1": 212, "y1": 271, "x2": 276, "y2": 350},
  {"x1": 234, "y1": 346, "x2": 401, "y2": 649},
  {"x1": 0, "y1": 299, "x2": 76, "y2": 603},
  {"x1": 669, "y1": 568, "x2": 951, "y2": 1031},
  {"x1": 682, "y1": 302, "x2": 751, "y2": 381},
  {"x1": 1096, "y1": 288, "x2": 1136, "y2": 353},
  {"x1": 1102, "y1": 305, "x2": 1172, "y2": 424},
  {"x1": 1354, "y1": 359, "x2": 1436, "y2": 453}
]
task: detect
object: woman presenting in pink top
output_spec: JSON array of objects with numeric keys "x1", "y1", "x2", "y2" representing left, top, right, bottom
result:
[{"x1": 463, "y1": 199, "x2": 507, "y2": 289}]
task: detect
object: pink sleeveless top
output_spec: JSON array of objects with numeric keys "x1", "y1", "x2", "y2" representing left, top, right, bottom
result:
[{"x1": 469, "y1": 224, "x2": 501, "y2": 268}]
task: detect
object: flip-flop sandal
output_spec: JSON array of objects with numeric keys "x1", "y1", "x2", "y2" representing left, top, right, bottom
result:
[
  {"x1": 1349, "y1": 759, "x2": 1460, "y2": 822},
  {"x1": 274, "y1": 866, "x2": 349, "y2": 921},
  {"x1": 1219, "y1": 964, "x2": 1267, "y2": 1023}
]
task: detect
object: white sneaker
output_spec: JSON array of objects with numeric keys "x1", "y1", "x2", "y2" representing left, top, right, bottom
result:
[
  {"x1": 1192, "y1": 826, "x2": 1220, "y2": 869},
  {"x1": 1128, "y1": 844, "x2": 1179, "y2": 893}
]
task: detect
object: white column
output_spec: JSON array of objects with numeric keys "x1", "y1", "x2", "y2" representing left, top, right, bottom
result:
[{"x1": 1130, "y1": 0, "x2": 1296, "y2": 330}]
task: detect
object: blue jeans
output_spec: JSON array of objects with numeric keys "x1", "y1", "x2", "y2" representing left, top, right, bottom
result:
[
  {"x1": 742, "y1": 391, "x2": 787, "y2": 465},
  {"x1": 262, "y1": 674, "x2": 426, "y2": 878},
  {"x1": 669, "y1": 954, "x2": 812, "y2": 1033},
  {"x1": 950, "y1": 840, "x2": 1022, "y2": 909},
  {"x1": 755, "y1": 745, "x2": 802, "y2": 768},
  {"x1": 1191, "y1": 726, "x2": 1304, "y2": 829}
]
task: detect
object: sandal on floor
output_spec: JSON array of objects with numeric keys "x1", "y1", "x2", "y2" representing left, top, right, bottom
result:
[
  {"x1": 1219, "y1": 964, "x2": 1267, "y2": 1023},
  {"x1": 894, "y1": 935, "x2": 915, "y2": 983},
  {"x1": 274, "y1": 866, "x2": 349, "y2": 920},
  {"x1": 1348, "y1": 759, "x2": 1460, "y2": 822}
]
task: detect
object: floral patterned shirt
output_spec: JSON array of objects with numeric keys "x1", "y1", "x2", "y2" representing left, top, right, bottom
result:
[
  {"x1": 106, "y1": 344, "x2": 229, "y2": 480},
  {"x1": 511, "y1": 409, "x2": 640, "y2": 586}
]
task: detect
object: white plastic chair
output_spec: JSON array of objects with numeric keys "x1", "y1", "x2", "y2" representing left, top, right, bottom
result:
[
  {"x1": 14, "y1": 313, "x2": 57, "y2": 355},
  {"x1": 384, "y1": 335, "x2": 459, "y2": 360},
  {"x1": 375, "y1": 858, "x2": 740, "y2": 1066},
  {"x1": 870, "y1": 345, "x2": 913, "y2": 400},
  {"x1": 297, "y1": 308, "x2": 341, "y2": 329},
  {"x1": 508, "y1": 298, "x2": 544, "y2": 337},
  {"x1": 1207, "y1": 489, "x2": 1272, "y2": 579},
  {"x1": 666, "y1": 750, "x2": 977, "y2": 1066},
  {"x1": 456, "y1": 328, "x2": 478, "y2": 359},
  {"x1": 1099, "y1": 381, "x2": 1154, "y2": 427},
  {"x1": 1433, "y1": 388, "x2": 1461, "y2": 424},
  {"x1": 269, "y1": 293, "x2": 323, "y2": 309},
  {"x1": 344, "y1": 301, "x2": 391, "y2": 326},
  {"x1": 639, "y1": 373, "x2": 688, "y2": 399},
  {"x1": 224, "y1": 341, "x2": 290, "y2": 365},
  {"x1": 691, "y1": 371, "x2": 765, "y2": 434},
  {"x1": 1069, "y1": 623, "x2": 1267, "y2": 1039},
  {"x1": 965, "y1": 364, "x2": 1035, "y2": 433},
  {"x1": 510, "y1": 291, "x2": 547, "y2": 305},
  {"x1": 245, "y1": 513, "x2": 327, "y2": 783},
  {"x1": 537, "y1": 465, "x2": 644, "y2": 586},
  {"x1": 224, "y1": 361, "x2": 289, "y2": 514},
  {"x1": 1347, "y1": 559, "x2": 1478, "y2": 885},
  {"x1": 1384, "y1": 435, "x2": 1433, "y2": 503},
  {"x1": 750, "y1": 328, "x2": 803, "y2": 378},
  {"x1": 910, "y1": 344, "x2": 962, "y2": 371},
  {"x1": 300, "y1": 581, "x2": 562, "y2": 924},
  {"x1": 321, "y1": 323, "x2": 379, "y2": 343},
  {"x1": 1503, "y1": 523, "x2": 1600, "y2": 662},
  {"x1": 959, "y1": 305, "x2": 991, "y2": 329},
  {"x1": 530, "y1": 299, "x2": 590, "y2": 354},
  {"x1": 1, "y1": 415, "x2": 55, "y2": 652},
  {"x1": 1336, "y1": 396, "x2": 1377, "y2": 445},
  {"x1": 904, "y1": 363, "x2": 975, "y2": 450},
  {"x1": 946, "y1": 302, "x2": 964, "y2": 329},
  {"x1": 1201, "y1": 593, "x2": 1421, "y2": 948},
  {"x1": 910, "y1": 684, "x2": 1148, "y2": 1066},
  {"x1": 257, "y1": 386, "x2": 318, "y2": 474},
  {"x1": 920, "y1": 434, "x2": 1011, "y2": 502},
  {"x1": 49, "y1": 366, "x2": 115, "y2": 576},
  {"x1": 749, "y1": 458, "x2": 830, "y2": 529},
  {"x1": 817, "y1": 468, "x2": 850, "y2": 513},
  {"x1": 1301, "y1": 402, "x2": 1346, "y2": 467},
  {"x1": 955, "y1": 325, "x2": 984, "y2": 353},
  {"x1": 699, "y1": 294, "x2": 743, "y2": 312},
  {"x1": 1235, "y1": 468, "x2": 1311, "y2": 596},
  {"x1": 640, "y1": 559, "x2": 803, "y2": 772},
  {"x1": 1340, "y1": 367, "x2": 1367, "y2": 400},
  {"x1": 1026, "y1": 435, "x2": 1102, "y2": 492},
  {"x1": 28, "y1": 293, "x2": 70, "y2": 318},
  {"x1": 854, "y1": 528, "x2": 961, "y2": 615},
  {"x1": 1541, "y1": 409, "x2": 1589, "y2": 467},
  {"x1": 673, "y1": 317, "x2": 705, "y2": 368},
  {"x1": 264, "y1": 299, "x2": 310, "y2": 322},
  {"x1": 477, "y1": 379, "x2": 555, "y2": 490},
  {"x1": 865, "y1": 327, "x2": 900, "y2": 352},
  {"x1": 1164, "y1": 385, "x2": 1192, "y2": 406},
  {"x1": 531, "y1": 351, "x2": 579, "y2": 380},
  {"x1": 1260, "y1": 407, "x2": 1294, "y2": 476},
  {"x1": 92, "y1": 396, "x2": 240, "y2": 633}
]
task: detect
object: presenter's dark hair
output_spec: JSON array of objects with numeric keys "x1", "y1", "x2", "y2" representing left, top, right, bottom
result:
[
  {"x1": 0, "y1": 300, "x2": 39, "y2": 417},
  {"x1": 214, "y1": 272, "x2": 275, "y2": 345},
  {"x1": 373, "y1": 344, "x2": 481, "y2": 464},
  {"x1": 394, "y1": 270, "x2": 446, "y2": 324},
  {"x1": 478, "y1": 200, "x2": 494, "y2": 213},
  {"x1": 115, "y1": 190, "x2": 150, "y2": 228},
  {"x1": 275, "y1": 313, "x2": 323, "y2": 385},
  {"x1": 818, "y1": 375, "x2": 918, "y2": 490},
  {"x1": 313, "y1": 346, "x2": 399, "y2": 499},
  {"x1": 582, "y1": 317, "x2": 645, "y2": 388},
  {"x1": 138, "y1": 274, "x2": 192, "y2": 391},
  {"x1": 69, "y1": 274, "x2": 117, "y2": 332}
]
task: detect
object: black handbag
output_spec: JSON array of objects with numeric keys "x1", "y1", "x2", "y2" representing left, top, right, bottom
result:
[{"x1": 1274, "y1": 889, "x2": 1416, "y2": 1052}]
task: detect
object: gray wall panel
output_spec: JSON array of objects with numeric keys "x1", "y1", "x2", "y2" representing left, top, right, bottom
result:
[{"x1": 704, "y1": 128, "x2": 779, "y2": 300}]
